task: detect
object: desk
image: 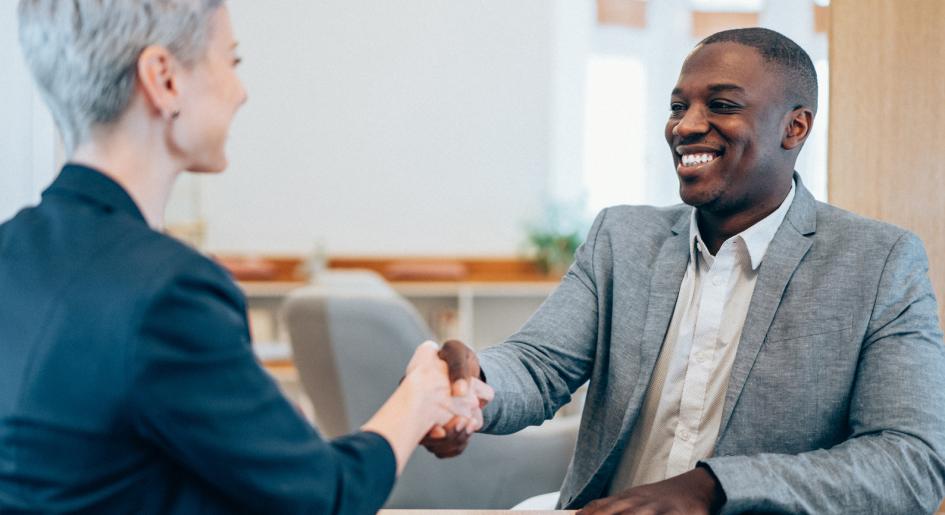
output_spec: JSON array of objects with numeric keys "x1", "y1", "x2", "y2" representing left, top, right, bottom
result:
[{"x1": 379, "y1": 511, "x2": 574, "y2": 514}]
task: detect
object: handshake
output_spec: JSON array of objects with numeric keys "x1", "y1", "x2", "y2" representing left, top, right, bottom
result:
[
  {"x1": 362, "y1": 340, "x2": 493, "y2": 474},
  {"x1": 404, "y1": 340, "x2": 495, "y2": 458}
]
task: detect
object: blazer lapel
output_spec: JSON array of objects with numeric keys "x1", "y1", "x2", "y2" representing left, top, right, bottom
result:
[
  {"x1": 717, "y1": 175, "x2": 817, "y2": 438},
  {"x1": 577, "y1": 210, "x2": 692, "y2": 506},
  {"x1": 617, "y1": 211, "x2": 692, "y2": 438}
]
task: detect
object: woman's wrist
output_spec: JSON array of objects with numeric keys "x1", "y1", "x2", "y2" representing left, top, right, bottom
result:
[{"x1": 361, "y1": 380, "x2": 435, "y2": 475}]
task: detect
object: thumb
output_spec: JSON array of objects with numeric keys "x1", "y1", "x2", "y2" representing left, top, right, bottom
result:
[
  {"x1": 408, "y1": 340, "x2": 441, "y2": 371},
  {"x1": 439, "y1": 339, "x2": 476, "y2": 383}
]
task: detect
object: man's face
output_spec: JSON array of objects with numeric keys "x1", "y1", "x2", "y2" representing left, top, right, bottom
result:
[{"x1": 665, "y1": 42, "x2": 792, "y2": 213}]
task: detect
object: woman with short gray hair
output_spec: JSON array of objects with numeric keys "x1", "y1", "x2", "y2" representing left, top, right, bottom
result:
[{"x1": 0, "y1": 1, "x2": 489, "y2": 513}]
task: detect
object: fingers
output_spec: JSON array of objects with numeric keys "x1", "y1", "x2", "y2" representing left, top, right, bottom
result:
[
  {"x1": 447, "y1": 397, "x2": 472, "y2": 424},
  {"x1": 470, "y1": 377, "x2": 494, "y2": 408},
  {"x1": 452, "y1": 378, "x2": 469, "y2": 397},
  {"x1": 412, "y1": 340, "x2": 487, "y2": 459},
  {"x1": 468, "y1": 404, "x2": 483, "y2": 433},
  {"x1": 428, "y1": 425, "x2": 446, "y2": 439},
  {"x1": 578, "y1": 496, "x2": 638, "y2": 515},
  {"x1": 419, "y1": 424, "x2": 472, "y2": 458},
  {"x1": 446, "y1": 378, "x2": 488, "y2": 433}
]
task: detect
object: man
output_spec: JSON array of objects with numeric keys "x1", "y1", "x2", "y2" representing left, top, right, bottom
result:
[{"x1": 422, "y1": 28, "x2": 945, "y2": 514}]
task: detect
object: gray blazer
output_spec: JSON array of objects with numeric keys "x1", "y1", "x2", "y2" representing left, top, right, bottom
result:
[{"x1": 479, "y1": 175, "x2": 945, "y2": 513}]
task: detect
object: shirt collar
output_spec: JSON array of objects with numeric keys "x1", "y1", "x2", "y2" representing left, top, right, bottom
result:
[
  {"x1": 688, "y1": 179, "x2": 796, "y2": 271},
  {"x1": 43, "y1": 163, "x2": 147, "y2": 224}
]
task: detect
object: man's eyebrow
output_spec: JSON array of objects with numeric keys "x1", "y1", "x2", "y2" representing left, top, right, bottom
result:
[
  {"x1": 672, "y1": 83, "x2": 746, "y2": 97},
  {"x1": 707, "y1": 83, "x2": 745, "y2": 93}
]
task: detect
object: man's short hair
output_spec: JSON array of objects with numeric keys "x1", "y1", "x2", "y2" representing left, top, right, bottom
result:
[{"x1": 699, "y1": 27, "x2": 818, "y2": 113}]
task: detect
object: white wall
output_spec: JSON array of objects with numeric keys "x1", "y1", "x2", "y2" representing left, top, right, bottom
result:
[
  {"x1": 0, "y1": 2, "x2": 57, "y2": 224},
  {"x1": 5, "y1": 1, "x2": 829, "y2": 255},
  {"x1": 194, "y1": 1, "x2": 557, "y2": 256}
]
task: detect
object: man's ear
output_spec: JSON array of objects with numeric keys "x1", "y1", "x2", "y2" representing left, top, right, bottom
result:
[
  {"x1": 782, "y1": 107, "x2": 814, "y2": 150},
  {"x1": 136, "y1": 45, "x2": 181, "y2": 120}
]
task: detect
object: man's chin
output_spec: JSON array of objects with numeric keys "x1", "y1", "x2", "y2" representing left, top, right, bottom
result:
[{"x1": 679, "y1": 186, "x2": 716, "y2": 209}]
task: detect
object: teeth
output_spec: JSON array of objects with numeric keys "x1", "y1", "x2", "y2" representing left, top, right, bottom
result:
[{"x1": 680, "y1": 152, "x2": 718, "y2": 167}]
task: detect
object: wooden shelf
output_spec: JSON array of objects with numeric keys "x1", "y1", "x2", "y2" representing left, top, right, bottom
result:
[
  {"x1": 217, "y1": 255, "x2": 563, "y2": 284},
  {"x1": 240, "y1": 280, "x2": 558, "y2": 298}
]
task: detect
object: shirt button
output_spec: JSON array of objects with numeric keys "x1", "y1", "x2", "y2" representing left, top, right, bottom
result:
[
  {"x1": 711, "y1": 276, "x2": 723, "y2": 286},
  {"x1": 679, "y1": 430, "x2": 691, "y2": 441}
]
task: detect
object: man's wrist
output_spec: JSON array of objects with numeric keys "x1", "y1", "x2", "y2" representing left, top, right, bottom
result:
[{"x1": 696, "y1": 462, "x2": 726, "y2": 514}]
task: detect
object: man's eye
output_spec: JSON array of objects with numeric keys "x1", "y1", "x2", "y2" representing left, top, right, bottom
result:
[
  {"x1": 670, "y1": 103, "x2": 686, "y2": 114},
  {"x1": 710, "y1": 101, "x2": 739, "y2": 111}
]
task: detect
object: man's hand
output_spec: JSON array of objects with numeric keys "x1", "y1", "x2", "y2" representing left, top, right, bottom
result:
[
  {"x1": 439, "y1": 339, "x2": 482, "y2": 387},
  {"x1": 577, "y1": 467, "x2": 724, "y2": 515},
  {"x1": 419, "y1": 340, "x2": 492, "y2": 458}
]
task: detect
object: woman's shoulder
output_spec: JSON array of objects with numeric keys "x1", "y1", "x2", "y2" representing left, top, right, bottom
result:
[{"x1": 124, "y1": 229, "x2": 239, "y2": 299}]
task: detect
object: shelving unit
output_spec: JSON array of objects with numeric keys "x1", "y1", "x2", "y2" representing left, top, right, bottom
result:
[
  {"x1": 243, "y1": 273, "x2": 584, "y2": 422},
  {"x1": 240, "y1": 279, "x2": 559, "y2": 350}
]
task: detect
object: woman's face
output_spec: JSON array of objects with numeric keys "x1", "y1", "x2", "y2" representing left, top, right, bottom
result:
[{"x1": 171, "y1": 6, "x2": 247, "y2": 173}]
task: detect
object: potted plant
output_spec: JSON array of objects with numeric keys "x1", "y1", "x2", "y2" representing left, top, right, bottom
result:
[{"x1": 525, "y1": 200, "x2": 589, "y2": 278}]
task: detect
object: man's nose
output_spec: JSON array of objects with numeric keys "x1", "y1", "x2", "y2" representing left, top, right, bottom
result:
[{"x1": 672, "y1": 105, "x2": 709, "y2": 139}]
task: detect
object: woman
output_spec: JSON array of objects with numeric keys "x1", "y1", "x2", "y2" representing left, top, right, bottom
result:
[{"x1": 0, "y1": 1, "x2": 488, "y2": 513}]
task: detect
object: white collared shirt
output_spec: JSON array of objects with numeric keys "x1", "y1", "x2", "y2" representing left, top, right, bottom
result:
[{"x1": 608, "y1": 180, "x2": 796, "y2": 493}]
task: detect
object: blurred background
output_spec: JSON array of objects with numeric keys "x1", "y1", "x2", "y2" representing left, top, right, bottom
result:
[
  {"x1": 1, "y1": 0, "x2": 829, "y2": 256},
  {"x1": 3, "y1": 0, "x2": 943, "y2": 509},
  {"x1": 0, "y1": 0, "x2": 833, "y2": 347}
]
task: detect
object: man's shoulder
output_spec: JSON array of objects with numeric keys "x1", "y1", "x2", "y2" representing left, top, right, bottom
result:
[{"x1": 812, "y1": 200, "x2": 913, "y2": 250}]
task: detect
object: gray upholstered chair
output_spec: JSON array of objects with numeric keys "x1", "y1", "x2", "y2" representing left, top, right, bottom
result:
[{"x1": 282, "y1": 270, "x2": 579, "y2": 509}]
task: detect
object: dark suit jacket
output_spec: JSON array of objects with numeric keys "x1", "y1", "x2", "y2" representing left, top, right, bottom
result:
[{"x1": 0, "y1": 164, "x2": 395, "y2": 514}]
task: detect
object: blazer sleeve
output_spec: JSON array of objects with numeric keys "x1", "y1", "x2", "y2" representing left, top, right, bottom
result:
[
  {"x1": 478, "y1": 209, "x2": 607, "y2": 434},
  {"x1": 703, "y1": 232, "x2": 945, "y2": 514},
  {"x1": 128, "y1": 254, "x2": 396, "y2": 515}
]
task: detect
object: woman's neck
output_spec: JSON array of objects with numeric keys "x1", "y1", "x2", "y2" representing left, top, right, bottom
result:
[{"x1": 70, "y1": 125, "x2": 181, "y2": 229}]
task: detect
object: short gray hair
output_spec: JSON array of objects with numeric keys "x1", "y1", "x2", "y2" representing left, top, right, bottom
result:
[{"x1": 18, "y1": 0, "x2": 225, "y2": 153}]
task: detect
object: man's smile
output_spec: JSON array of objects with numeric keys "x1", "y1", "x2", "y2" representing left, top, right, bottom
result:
[{"x1": 675, "y1": 144, "x2": 724, "y2": 173}]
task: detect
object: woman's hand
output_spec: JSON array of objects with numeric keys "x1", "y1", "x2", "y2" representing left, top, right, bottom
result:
[
  {"x1": 362, "y1": 341, "x2": 484, "y2": 474},
  {"x1": 402, "y1": 341, "x2": 479, "y2": 431}
]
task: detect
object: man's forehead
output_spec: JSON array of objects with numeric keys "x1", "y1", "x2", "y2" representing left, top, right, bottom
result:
[
  {"x1": 683, "y1": 41, "x2": 765, "y2": 68},
  {"x1": 673, "y1": 43, "x2": 774, "y2": 94}
]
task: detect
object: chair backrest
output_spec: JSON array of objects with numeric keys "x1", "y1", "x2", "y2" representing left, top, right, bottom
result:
[
  {"x1": 282, "y1": 270, "x2": 432, "y2": 437},
  {"x1": 283, "y1": 271, "x2": 580, "y2": 509}
]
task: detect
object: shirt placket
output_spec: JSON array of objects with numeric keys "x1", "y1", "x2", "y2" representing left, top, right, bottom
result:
[{"x1": 666, "y1": 243, "x2": 736, "y2": 476}]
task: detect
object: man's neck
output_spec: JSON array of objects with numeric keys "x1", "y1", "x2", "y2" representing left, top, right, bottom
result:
[
  {"x1": 696, "y1": 179, "x2": 794, "y2": 255},
  {"x1": 70, "y1": 127, "x2": 181, "y2": 229}
]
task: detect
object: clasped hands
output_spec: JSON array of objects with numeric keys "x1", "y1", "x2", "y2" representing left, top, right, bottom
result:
[
  {"x1": 407, "y1": 340, "x2": 725, "y2": 514},
  {"x1": 405, "y1": 340, "x2": 493, "y2": 454}
]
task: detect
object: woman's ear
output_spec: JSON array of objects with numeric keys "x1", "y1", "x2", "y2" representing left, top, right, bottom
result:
[
  {"x1": 782, "y1": 107, "x2": 814, "y2": 150},
  {"x1": 136, "y1": 45, "x2": 181, "y2": 120}
]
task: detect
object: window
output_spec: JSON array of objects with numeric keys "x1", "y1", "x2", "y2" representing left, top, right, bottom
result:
[
  {"x1": 583, "y1": 55, "x2": 647, "y2": 213},
  {"x1": 576, "y1": 0, "x2": 830, "y2": 216}
]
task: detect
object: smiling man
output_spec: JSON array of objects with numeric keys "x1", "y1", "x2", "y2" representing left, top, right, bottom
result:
[{"x1": 422, "y1": 28, "x2": 945, "y2": 514}]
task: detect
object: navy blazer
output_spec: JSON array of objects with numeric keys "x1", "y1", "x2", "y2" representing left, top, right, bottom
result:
[{"x1": 0, "y1": 165, "x2": 395, "y2": 514}]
